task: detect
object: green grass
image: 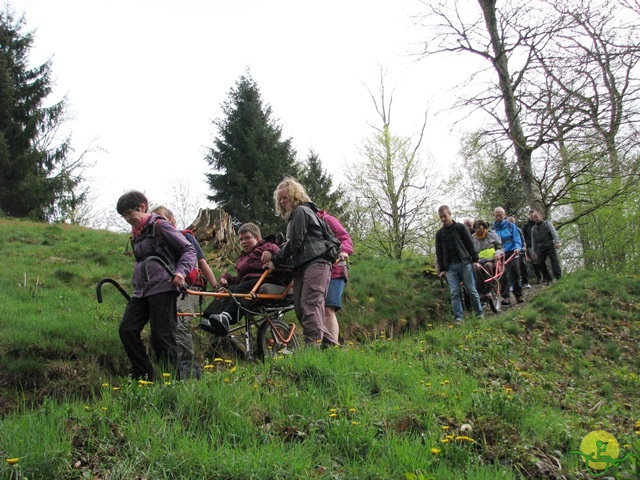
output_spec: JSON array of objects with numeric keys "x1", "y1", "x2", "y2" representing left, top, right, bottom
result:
[{"x1": 0, "y1": 219, "x2": 639, "y2": 478}]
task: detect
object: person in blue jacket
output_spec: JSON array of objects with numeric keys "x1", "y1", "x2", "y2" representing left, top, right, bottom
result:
[{"x1": 492, "y1": 207, "x2": 524, "y2": 305}]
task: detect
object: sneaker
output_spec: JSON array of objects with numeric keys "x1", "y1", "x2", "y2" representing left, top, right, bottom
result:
[
  {"x1": 516, "y1": 296, "x2": 525, "y2": 304},
  {"x1": 200, "y1": 312, "x2": 230, "y2": 336},
  {"x1": 454, "y1": 318, "x2": 464, "y2": 325},
  {"x1": 523, "y1": 284, "x2": 531, "y2": 289}
]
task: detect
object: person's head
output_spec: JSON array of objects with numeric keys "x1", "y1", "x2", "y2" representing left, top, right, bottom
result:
[
  {"x1": 117, "y1": 190, "x2": 149, "y2": 227},
  {"x1": 463, "y1": 218, "x2": 474, "y2": 231},
  {"x1": 528, "y1": 208, "x2": 536, "y2": 220},
  {"x1": 274, "y1": 177, "x2": 311, "y2": 219},
  {"x1": 493, "y1": 207, "x2": 506, "y2": 222},
  {"x1": 150, "y1": 205, "x2": 177, "y2": 227},
  {"x1": 237, "y1": 223, "x2": 261, "y2": 253},
  {"x1": 473, "y1": 219, "x2": 489, "y2": 235},
  {"x1": 438, "y1": 205, "x2": 453, "y2": 226},
  {"x1": 531, "y1": 210, "x2": 543, "y2": 223},
  {"x1": 507, "y1": 216, "x2": 516, "y2": 224}
]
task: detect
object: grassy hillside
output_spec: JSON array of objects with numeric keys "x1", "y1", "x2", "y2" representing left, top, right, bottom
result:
[{"x1": 0, "y1": 219, "x2": 639, "y2": 479}]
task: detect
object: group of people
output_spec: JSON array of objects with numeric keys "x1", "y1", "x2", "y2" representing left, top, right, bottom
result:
[
  {"x1": 115, "y1": 178, "x2": 353, "y2": 381},
  {"x1": 436, "y1": 205, "x2": 562, "y2": 324}
]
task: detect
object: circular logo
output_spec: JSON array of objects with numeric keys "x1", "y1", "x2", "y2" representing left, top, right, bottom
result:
[{"x1": 579, "y1": 430, "x2": 620, "y2": 471}]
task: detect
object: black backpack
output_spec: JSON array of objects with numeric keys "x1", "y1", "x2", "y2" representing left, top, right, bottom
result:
[{"x1": 316, "y1": 214, "x2": 341, "y2": 264}]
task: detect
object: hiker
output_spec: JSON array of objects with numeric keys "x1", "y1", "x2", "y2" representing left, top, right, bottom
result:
[
  {"x1": 266, "y1": 177, "x2": 339, "y2": 347},
  {"x1": 116, "y1": 191, "x2": 196, "y2": 381},
  {"x1": 522, "y1": 209, "x2": 543, "y2": 284},
  {"x1": 463, "y1": 218, "x2": 475, "y2": 235},
  {"x1": 150, "y1": 206, "x2": 218, "y2": 379},
  {"x1": 200, "y1": 223, "x2": 280, "y2": 336},
  {"x1": 492, "y1": 207, "x2": 524, "y2": 305},
  {"x1": 317, "y1": 209, "x2": 353, "y2": 343},
  {"x1": 530, "y1": 210, "x2": 562, "y2": 284},
  {"x1": 472, "y1": 219, "x2": 503, "y2": 296},
  {"x1": 435, "y1": 205, "x2": 483, "y2": 324},
  {"x1": 508, "y1": 216, "x2": 531, "y2": 289}
]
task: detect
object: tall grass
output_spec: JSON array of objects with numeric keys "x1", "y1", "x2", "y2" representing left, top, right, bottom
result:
[{"x1": 0, "y1": 219, "x2": 639, "y2": 478}]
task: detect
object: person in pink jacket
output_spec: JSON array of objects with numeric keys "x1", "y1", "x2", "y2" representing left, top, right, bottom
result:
[{"x1": 317, "y1": 210, "x2": 353, "y2": 343}]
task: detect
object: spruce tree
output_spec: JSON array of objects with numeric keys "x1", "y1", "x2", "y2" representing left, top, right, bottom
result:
[
  {"x1": 0, "y1": 9, "x2": 71, "y2": 220},
  {"x1": 299, "y1": 149, "x2": 350, "y2": 225},
  {"x1": 205, "y1": 72, "x2": 298, "y2": 235}
]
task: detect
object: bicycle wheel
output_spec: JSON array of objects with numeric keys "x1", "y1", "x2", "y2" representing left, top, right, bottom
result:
[{"x1": 257, "y1": 318, "x2": 300, "y2": 359}]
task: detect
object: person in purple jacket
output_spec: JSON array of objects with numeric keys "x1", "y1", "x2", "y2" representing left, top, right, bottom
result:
[
  {"x1": 317, "y1": 210, "x2": 353, "y2": 343},
  {"x1": 116, "y1": 191, "x2": 196, "y2": 381},
  {"x1": 200, "y1": 223, "x2": 280, "y2": 336}
]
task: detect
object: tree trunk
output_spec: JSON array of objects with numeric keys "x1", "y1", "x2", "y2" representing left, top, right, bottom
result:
[{"x1": 186, "y1": 208, "x2": 241, "y2": 262}]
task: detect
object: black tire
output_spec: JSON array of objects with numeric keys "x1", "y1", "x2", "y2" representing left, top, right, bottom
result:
[
  {"x1": 487, "y1": 290, "x2": 501, "y2": 314},
  {"x1": 257, "y1": 318, "x2": 300, "y2": 359}
]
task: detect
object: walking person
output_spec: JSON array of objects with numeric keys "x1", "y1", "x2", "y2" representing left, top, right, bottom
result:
[
  {"x1": 492, "y1": 207, "x2": 524, "y2": 305},
  {"x1": 508, "y1": 216, "x2": 531, "y2": 289},
  {"x1": 151, "y1": 206, "x2": 218, "y2": 379},
  {"x1": 116, "y1": 191, "x2": 196, "y2": 381},
  {"x1": 435, "y1": 205, "x2": 483, "y2": 324},
  {"x1": 266, "y1": 178, "x2": 339, "y2": 347},
  {"x1": 522, "y1": 209, "x2": 543, "y2": 284},
  {"x1": 530, "y1": 210, "x2": 562, "y2": 283}
]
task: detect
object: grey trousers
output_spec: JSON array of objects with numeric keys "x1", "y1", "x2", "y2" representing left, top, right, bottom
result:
[{"x1": 293, "y1": 261, "x2": 337, "y2": 346}]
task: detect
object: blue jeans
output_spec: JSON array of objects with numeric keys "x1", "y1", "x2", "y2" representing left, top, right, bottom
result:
[{"x1": 446, "y1": 262, "x2": 483, "y2": 321}]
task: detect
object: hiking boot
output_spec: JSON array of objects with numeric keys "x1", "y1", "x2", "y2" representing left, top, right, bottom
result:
[
  {"x1": 516, "y1": 296, "x2": 525, "y2": 304},
  {"x1": 523, "y1": 284, "x2": 531, "y2": 289},
  {"x1": 200, "y1": 312, "x2": 231, "y2": 336},
  {"x1": 501, "y1": 299, "x2": 511, "y2": 306}
]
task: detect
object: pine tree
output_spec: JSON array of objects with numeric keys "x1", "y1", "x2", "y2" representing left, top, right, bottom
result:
[
  {"x1": 299, "y1": 149, "x2": 350, "y2": 225},
  {"x1": 0, "y1": 9, "x2": 72, "y2": 220},
  {"x1": 205, "y1": 72, "x2": 298, "y2": 235}
]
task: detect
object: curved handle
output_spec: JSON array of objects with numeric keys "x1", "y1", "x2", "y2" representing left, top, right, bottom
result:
[{"x1": 96, "y1": 278, "x2": 131, "y2": 303}]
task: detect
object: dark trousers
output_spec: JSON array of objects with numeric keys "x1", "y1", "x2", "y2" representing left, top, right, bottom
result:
[
  {"x1": 518, "y1": 254, "x2": 529, "y2": 285},
  {"x1": 535, "y1": 246, "x2": 562, "y2": 281},
  {"x1": 119, "y1": 292, "x2": 178, "y2": 380},
  {"x1": 526, "y1": 247, "x2": 543, "y2": 283},
  {"x1": 203, "y1": 279, "x2": 260, "y2": 323},
  {"x1": 501, "y1": 251, "x2": 522, "y2": 299}
]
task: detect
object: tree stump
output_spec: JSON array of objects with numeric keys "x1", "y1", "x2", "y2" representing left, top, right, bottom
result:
[{"x1": 186, "y1": 208, "x2": 241, "y2": 266}]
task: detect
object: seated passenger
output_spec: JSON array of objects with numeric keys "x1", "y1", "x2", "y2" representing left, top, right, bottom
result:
[
  {"x1": 200, "y1": 223, "x2": 280, "y2": 336},
  {"x1": 472, "y1": 220, "x2": 503, "y2": 295}
]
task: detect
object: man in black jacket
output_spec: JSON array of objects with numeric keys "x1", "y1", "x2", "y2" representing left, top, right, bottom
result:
[{"x1": 436, "y1": 205, "x2": 483, "y2": 324}]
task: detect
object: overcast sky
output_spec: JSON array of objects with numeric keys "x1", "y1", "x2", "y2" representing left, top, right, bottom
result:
[{"x1": 11, "y1": 0, "x2": 482, "y2": 225}]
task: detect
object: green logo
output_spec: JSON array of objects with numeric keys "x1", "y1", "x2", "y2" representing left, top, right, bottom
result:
[{"x1": 571, "y1": 430, "x2": 636, "y2": 476}]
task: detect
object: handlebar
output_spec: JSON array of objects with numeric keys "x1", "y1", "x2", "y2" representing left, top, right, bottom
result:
[{"x1": 96, "y1": 278, "x2": 131, "y2": 303}]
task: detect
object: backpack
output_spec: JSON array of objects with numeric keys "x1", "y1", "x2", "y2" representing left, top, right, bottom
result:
[
  {"x1": 316, "y1": 213, "x2": 342, "y2": 264},
  {"x1": 181, "y1": 229, "x2": 206, "y2": 288}
]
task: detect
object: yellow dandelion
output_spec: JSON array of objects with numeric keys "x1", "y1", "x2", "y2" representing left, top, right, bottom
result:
[
  {"x1": 224, "y1": 378, "x2": 229, "y2": 383},
  {"x1": 164, "y1": 381, "x2": 172, "y2": 386},
  {"x1": 112, "y1": 387, "x2": 120, "y2": 391},
  {"x1": 441, "y1": 380, "x2": 449, "y2": 385},
  {"x1": 425, "y1": 382, "x2": 432, "y2": 387},
  {"x1": 101, "y1": 406, "x2": 107, "y2": 411},
  {"x1": 84, "y1": 405, "x2": 90, "y2": 411},
  {"x1": 162, "y1": 372, "x2": 171, "y2": 378},
  {"x1": 504, "y1": 387, "x2": 513, "y2": 394},
  {"x1": 440, "y1": 438, "x2": 450, "y2": 444},
  {"x1": 352, "y1": 421, "x2": 359, "y2": 425},
  {"x1": 329, "y1": 413, "x2": 338, "y2": 418},
  {"x1": 330, "y1": 408, "x2": 338, "y2": 413},
  {"x1": 430, "y1": 448, "x2": 441, "y2": 455},
  {"x1": 442, "y1": 426, "x2": 450, "y2": 431},
  {"x1": 455, "y1": 435, "x2": 476, "y2": 443},
  {"x1": 203, "y1": 364, "x2": 214, "y2": 370},
  {"x1": 427, "y1": 324, "x2": 433, "y2": 327},
  {"x1": 6, "y1": 458, "x2": 19, "y2": 465},
  {"x1": 253, "y1": 384, "x2": 259, "y2": 389},
  {"x1": 349, "y1": 408, "x2": 357, "y2": 413},
  {"x1": 230, "y1": 366, "x2": 237, "y2": 373},
  {"x1": 448, "y1": 325, "x2": 454, "y2": 329},
  {"x1": 213, "y1": 357, "x2": 223, "y2": 363},
  {"x1": 102, "y1": 382, "x2": 109, "y2": 387},
  {"x1": 420, "y1": 340, "x2": 425, "y2": 344},
  {"x1": 225, "y1": 359, "x2": 233, "y2": 365},
  {"x1": 635, "y1": 430, "x2": 640, "y2": 436},
  {"x1": 347, "y1": 341, "x2": 354, "y2": 346}
]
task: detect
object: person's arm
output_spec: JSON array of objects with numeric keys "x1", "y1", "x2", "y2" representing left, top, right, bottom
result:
[
  {"x1": 198, "y1": 258, "x2": 218, "y2": 288},
  {"x1": 157, "y1": 221, "x2": 196, "y2": 287},
  {"x1": 322, "y1": 214, "x2": 354, "y2": 257},
  {"x1": 512, "y1": 223, "x2": 523, "y2": 251},
  {"x1": 548, "y1": 222, "x2": 561, "y2": 247}
]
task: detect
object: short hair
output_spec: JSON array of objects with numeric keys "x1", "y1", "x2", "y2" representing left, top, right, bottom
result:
[
  {"x1": 473, "y1": 219, "x2": 489, "y2": 230},
  {"x1": 150, "y1": 205, "x2": 176, "y2": 227},
  {"x1": 117, "y1": 190, "x2": 148, "y2": 215},
  {"x1": 437, "y1": 205, "x2": 451, "y2": 215},
  {"x1": 274, "y1": 177, "x2": 311, "y2": 219},
  {"x1": 494, "y1": 206, "x2": 506, "y2": 216},
  {"x1": 507, "y1": 216, "x2": 515, "y2": 223},
  {"x1": 238, "y1": 222, "x2": 261, "y2": 239}
]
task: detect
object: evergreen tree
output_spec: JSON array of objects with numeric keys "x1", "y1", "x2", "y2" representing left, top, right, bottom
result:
[
  {"x1": 0, "y1": 9, "x2": 73, "y2": 220},
  {"x1": 205, "y1": 72, "x2": 298, "y2": 234},
  {"x1": 299, "y1": 149, "x2": 350, "y2": 224}
]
